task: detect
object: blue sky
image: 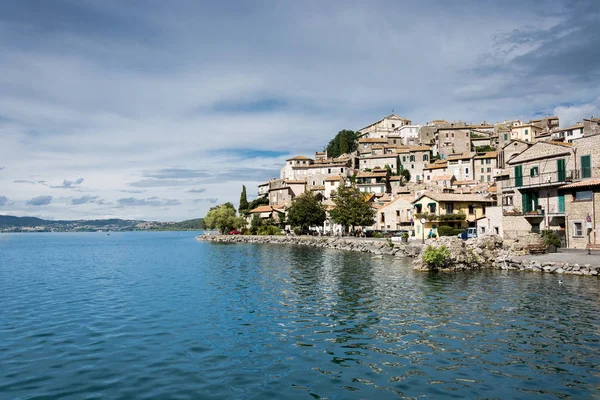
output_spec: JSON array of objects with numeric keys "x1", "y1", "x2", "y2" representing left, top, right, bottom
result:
[{"x1": 0, "y1": 0, "x2": 599, "y2": 221}]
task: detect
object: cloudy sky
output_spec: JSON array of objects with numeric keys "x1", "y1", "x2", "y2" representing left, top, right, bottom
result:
[{"x1": 1, "y1": 0, "x2": 598, "y2": 221}]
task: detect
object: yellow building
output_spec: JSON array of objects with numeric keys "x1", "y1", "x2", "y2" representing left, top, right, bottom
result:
[
  {"x1": 411, "y1": 192, "x2": 495, "y2": 237},
  {"x1": 510, "y1": 123, "x2": 543, "y2": 143}
]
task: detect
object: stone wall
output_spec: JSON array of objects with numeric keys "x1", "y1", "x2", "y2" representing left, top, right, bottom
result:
[{"x1": 197, "y1": 234, "x2": 423, "y2": 257}]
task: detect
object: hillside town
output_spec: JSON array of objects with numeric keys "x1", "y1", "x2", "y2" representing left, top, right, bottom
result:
[{"x1": 245, "y1": 113, "x2": 600, "y2": 250}]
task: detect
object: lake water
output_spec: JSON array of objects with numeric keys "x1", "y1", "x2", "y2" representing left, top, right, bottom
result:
[{"x1": 1, "y1": 232, "x2": 599, "y2": 399}]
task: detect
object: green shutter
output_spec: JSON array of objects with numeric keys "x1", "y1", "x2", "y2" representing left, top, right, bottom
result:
[
  {"x1": 581, "y1": 155, "x2": 591, "y2": 178},
  {"x1": 522, "y1": 192, "x2": 529, "y2": 213},
  {"x1": 515, "y1": 166, "x2": 523, "y2": 187},
  {"x1": 532, "y1": 192, "x2": 539, "y2": 211},
  {"x1": 504, "y1": 133, "x2": 508, "y2": 141},
  {"x1": 558, "y1": 194, "x2": 565, "y2": 213},
  {"x1": 557, "y1": 159, "x2": 566, "y2": 181}
]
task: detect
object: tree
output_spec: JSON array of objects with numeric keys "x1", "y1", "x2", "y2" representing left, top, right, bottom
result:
[
  {"x1": 401, "y1": 168, "x2": 411, "y2": 184},
  {"x1": 475, "y1": 145, "x2": 496, "y2": 152},
  {"x1": 287, "y1": 191, "x2": 326, "y2": 231},
  {"x1": 247, "y1": 196, "x2": 269, "y2": 211},
  {"x1": 239, "y1": 185, "x2": 249, "y2": 215},
  {"x1": 203, "y1": 203, "x2": 245, "y2": 233},
  {"x1": 329, "y1": 186, "x2": 375, "y2": 233},
  {"x1": 325, "y1": 130, "x2": 359, "y2": 158}
]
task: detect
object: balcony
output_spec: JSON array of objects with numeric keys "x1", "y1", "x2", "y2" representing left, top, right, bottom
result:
[{"x1": 503, "y1": 170, "x2": 578, "y2": 189}]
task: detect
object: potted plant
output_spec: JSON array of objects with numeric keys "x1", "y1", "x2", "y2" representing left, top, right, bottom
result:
[
  {"x1": 401, "y1": 232, "x2": 409, "y2": 243},
  {"x1": 541, "y1": 230, "x2": 561, "y2": 253}
]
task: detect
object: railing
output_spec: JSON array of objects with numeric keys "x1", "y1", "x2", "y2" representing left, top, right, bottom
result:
[{"x1": 503, "y1": 170, "x2": 578, "y2": 189}]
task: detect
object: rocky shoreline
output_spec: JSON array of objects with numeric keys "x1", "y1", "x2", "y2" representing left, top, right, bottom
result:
[{"x1": 196, "y1": 234, "x2": 600, "y2": 277}]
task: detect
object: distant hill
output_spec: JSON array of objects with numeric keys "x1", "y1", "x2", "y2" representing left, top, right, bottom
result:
[{"x1": 0, "y1": 215, "x2": 204, "y2": 232}]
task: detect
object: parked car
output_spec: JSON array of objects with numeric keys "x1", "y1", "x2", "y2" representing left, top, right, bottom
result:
[
  {"x1": 458, "y1": 227, "x2": 477, "y2": 240},
  {"x1": 229, "y1": 230, "x2": 241, "y2": 235}
]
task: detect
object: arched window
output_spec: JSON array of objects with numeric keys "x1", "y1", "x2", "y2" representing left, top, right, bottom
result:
[{"x1": 423, "y1": 154, "x2": 429, "y2": 162}]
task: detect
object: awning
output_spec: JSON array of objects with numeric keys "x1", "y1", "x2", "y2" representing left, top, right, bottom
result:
[{"x1": 427, "y1": 202, "x2": 436, "y2": 206}]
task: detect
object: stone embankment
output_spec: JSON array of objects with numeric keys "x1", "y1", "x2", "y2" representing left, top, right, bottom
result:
[
  {"x1": 197, "y1": 234, "x2": 423, "y2": 257},
  {"x1": 197, "y1": 234, "x2": 599, "y2": 277}
]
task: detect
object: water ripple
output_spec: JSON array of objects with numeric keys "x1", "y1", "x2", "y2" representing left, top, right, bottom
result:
[{"x1": 1, "y1": 232, "x2": 599, "y2": 399}]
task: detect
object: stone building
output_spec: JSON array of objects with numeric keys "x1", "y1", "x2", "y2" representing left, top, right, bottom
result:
[
  {"x1": 358, "y1": 113, "x2": 412, "y2": 139},
  {"x1": 583, "y1": 117, "x2": 600, "y2": 136},
  {"x1": 496, "y1": 141, "x2": 574, "y2": 238},
  {"x1": 372, "y1": 195, "x2": 414, "y2": 231},
  {"x1": 358, "y1": 153, "x2": 399, "y2": 172},
  {"x1": 498, "y1": 139, "x2": 533, "y2": 168},
  {"x1": 559, "y1": 179, "x2": 600, "y2": 249},
  {"x1": 356, "y1": 170, "x2": 389, "y2": 194},
  {"x1": 445, "y1": 152, "x2": 475, "y2": 181},
  {"x1": 473, "y1": 152, "x2": 498, "y2": 183},
  {"x1": 268, "y1": 179, "x2": 306, "y2": 207}
]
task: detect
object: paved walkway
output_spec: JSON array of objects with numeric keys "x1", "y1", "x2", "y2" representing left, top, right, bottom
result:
[{"x1": 515, "y1": 248, "x2": 600, "y2": 266}]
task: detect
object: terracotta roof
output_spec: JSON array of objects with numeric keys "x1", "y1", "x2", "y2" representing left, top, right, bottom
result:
[
  {"x1": 388, "y1": 176, "x2": 401, "y2": 181},
  {"x1": 249, "y1": 205, "x2": 282, "y2": 213},
  {"x1": 431, "y1": 175, "x2": 454, "y2": 181},
  {"x1": 357, "y1": 171, "x2": 387, "y2": 178},
  {"x1": 286, "y1": 155, "x2": 313, "y2": 161},
  {"x1": 560, "y1": 178, "x2": 600, "y2": 189},
  {"x1": 361, "y1": 154, "x2": 399, "y2": 160},
  {"x1": 358, "y1": 138, "x2": 389, "y2": 143},
  {"x1": 447, "y1": 152, "x2": 476, "y2": 161},
  {"x1": 324, "y1": 175, "x2": 343, "y2": 181},
  {"x1": 283, "y1": 179, "x2": 306, "y2": 184},
  {"x1": 474, "y1": 151, "x2": 497, "y2": 159},
  {"x1": 454, "y1": 180, "x2": 478, "y2": 186},
  {"x1": 409, "y1": 146, "x2": 431, "y2": 151},
  {"x1": 412, "y1": 192, "x2": 495, "y2": 204},
  {"x1": 424, "y1": 163, "x2": 448, "y2": 170},
  {"x1": 309, "y1": 185, "x2": 325, "y2": 191}
]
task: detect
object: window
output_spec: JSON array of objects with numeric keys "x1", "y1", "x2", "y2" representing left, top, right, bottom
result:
[
  {"x1": 504, "y1": 133, "x2": 508, "y2": 141},
  {"x1": 393, "y1": 140, "x2": 397, "y2": 144},
  {"x1": 529, "y1": 166, "x2": 538, "y2": 177},
  {"x1": 391, "y1": 124, "x2": 395, "y2": 128},
  {"x1": 328, "y1": 168, "x2": 331, "y2": 174},
  {"x1": 380, "y1": 213, "x2": 385, "y2": 223},
  {"x1": 427, "y1": 176, "x2": 430, "y2": 180},
  {"x1": 396, "y1": 210, "x2": 400, "y2": 217},
  {"x1": 581, "y1": 155, "x2": 592, "y2": 178},
  {"x1": 452, "y1": 133, "x2": 454, "y2": 138},
  {"x1": 525, "y1": 129, "x2": 529, "y2": 135},
  {"x1": 486, "y1": 159, "x2": 491, "y2": 165},
  {"x1": 481, "y1": 168, "x2": 484, "y2": 173},
  {"x1": 410, "y1": 155, "x2": 415, "y2": 162},
  {"x1": 465, "y1": 167, "x2": 469, "y2": 175},
  {"x1": 402, "y1": 156, "x2": 406, "y2": 162},
  {"x1": 466, "y1": 132, "x2": 469, "y2": 137},
  {"x1": 575, "y1": 190, "x2": 593, "y2": 201},
  {"x1": 574, "y1": 222, "x2": 583, "y2": 236},
  {"x1": 487, "y1": 167, "x2": 491, "y2": 173},
  {"x1": 468, "y1": 205, "x2": 475, "y2": 215},
  {"x1": 503, "y1": 195, "x2": 513, "y2": 206},
  {"x1": 429, "y1": 203, "x2": 436, "y2": 213},
  {"x1": 481, "y1": 227, "x2": 486, "y2": 233},
  {"x1": 341, "y1": 168, "x2": 344, "y2": 172},
  {"x1": 446, "y1": 203, "x2": 454, "y2": 213},
  {"x1": 415, "y1": 204, "x2": 422, "y2": 213},
  {"x1": 487, "y1": 175, "x2": 491, "y2": 182},
  {"x1": 411, "y1": 164, "x2": 415, "y2": 169},
  {"x1": 423, "y1": 154, "x2": 429, "y2": 162},
  {"x1": 481, "y1": 176, "x2": 485, "y2": 182}
]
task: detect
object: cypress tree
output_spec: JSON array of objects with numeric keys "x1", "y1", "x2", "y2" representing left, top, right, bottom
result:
[{"x1": 239, "y1": 185, "x2": 249, "y2": 215}]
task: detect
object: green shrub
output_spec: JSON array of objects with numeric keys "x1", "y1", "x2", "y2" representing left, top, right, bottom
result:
[
  {"x1": 401, "y1": 232, "x2": 409, "y2": 239},
  {"x1": 293, "y1": 227, "x2": 302, "y2": 235},
  {"x1": 422, "y1": 245, "x2": 451, "y2": 270},
  {"x1": 437, "y1": 225, "x2": 464, "y2": 237},
  {"x1": 373, "y1": 232, "x2": 383, "y2": 238},
  {"x1": 258, "y1": 225, "x2": 281, "y2": 235},
  {"x1": 541, "y1": 230, "x2": 561, "y2": 247}
]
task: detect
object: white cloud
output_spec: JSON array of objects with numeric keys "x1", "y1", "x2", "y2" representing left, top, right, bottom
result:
[{"x1": 0, "y1": 0, "x2": 596, "y2": 220}]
